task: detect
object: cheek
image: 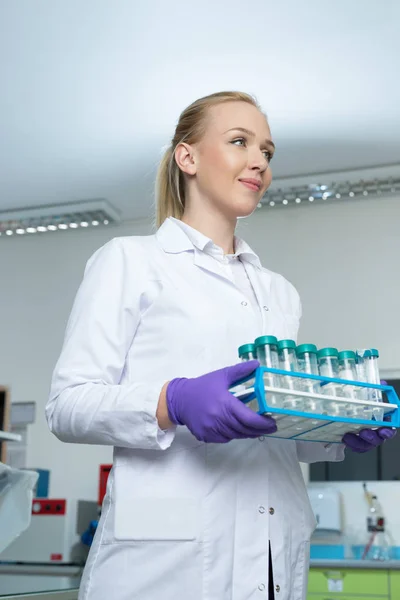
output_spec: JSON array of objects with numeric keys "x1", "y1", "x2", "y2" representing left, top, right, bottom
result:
[
  {"x1": 199, "y1": 145, "x2": 244, "y2": 183},
  {"x1": 264, "y1": 167, "x2": 273, "y2": 190}
]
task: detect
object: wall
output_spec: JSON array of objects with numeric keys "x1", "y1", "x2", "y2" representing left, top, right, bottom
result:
[
  {"x1": 0, "y1": 219, "x2": 152, "y2": 502},
  {"x1": 240, "y1": 193, "x2": 400, "y2": 370},
  {"x1": 0, "y1": 192, "x2": 399, "y2": 510},
  {"x1": 308, "y1": 480, "x2": 400, "y2": 547}
]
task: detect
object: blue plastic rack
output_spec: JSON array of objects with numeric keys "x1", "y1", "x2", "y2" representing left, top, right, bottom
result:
[{"x1": 230, "y1": 367, "x2": 400, "y2": 444}]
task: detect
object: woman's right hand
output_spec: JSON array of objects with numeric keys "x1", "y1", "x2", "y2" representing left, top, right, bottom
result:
[{"x1": 163, "y1": 360, "x2": 277, "y2": 443}]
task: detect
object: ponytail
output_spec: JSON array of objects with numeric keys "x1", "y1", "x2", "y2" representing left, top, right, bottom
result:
[{"x1": 155, "y1": 147, "x2": 184, "y2": 228}]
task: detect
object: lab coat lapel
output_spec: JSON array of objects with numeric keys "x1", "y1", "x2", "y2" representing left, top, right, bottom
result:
[
  {"x1": 192, "y1": 248, "x2": 233, "y2": 282},
  {"x1": 156, "y1": 219, "x2": 235, "y2": 283}
]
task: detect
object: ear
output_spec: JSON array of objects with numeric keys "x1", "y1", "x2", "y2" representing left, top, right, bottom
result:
[{"x1": 174, "y1": 143, "x2": 197, "y2": 176}]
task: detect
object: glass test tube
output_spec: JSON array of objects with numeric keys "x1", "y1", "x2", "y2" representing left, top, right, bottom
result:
[
  {"x1": 254, "y1": 335, "x2": 282, "y2": 408},
  {"x1": 278, "y1": 339, "x2": 303, "y2": 411},
  {"x1": 317, "y1": 347, "x2": 346, "y2": 417},
  {"x1": 296, "y1": 343, "x2": 322, "y2": 413},
  {"x1": 339, "y1": 350, "x2": 372, "y2": 420},
  {"x1": 366, "y1": 349, "x2": 384, "y2": 422}
]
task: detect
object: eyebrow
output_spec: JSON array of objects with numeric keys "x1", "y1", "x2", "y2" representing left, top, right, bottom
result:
[{"x1": 224, "y1": 127, "x2": 276, "y2": 151}]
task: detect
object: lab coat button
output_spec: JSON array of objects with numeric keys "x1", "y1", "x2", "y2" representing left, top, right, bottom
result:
[
  {"x1": 269, "y1": 507, "x2": 275, "y2": 515},
  {"x1": 263, "y1": 305, "x2": 269, "y2": 311},
  {"x1": 258, "y1": 436, "x2": 265, "y2": 441},
  {"x1": 258, "y1": 506, "x2": 266, "y2": 514},
  {"x1": 258, "y1": 583, "x2": 266, "y2": 591},
  {"x1": 275, "y1": 584, "x2": 281, "y2": 593},
  {"x1": 241, "y1": 300, "x2": 248, "y2": 306}
]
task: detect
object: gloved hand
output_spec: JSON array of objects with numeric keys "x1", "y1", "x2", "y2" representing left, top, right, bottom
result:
[
  {"x1": 343, "y1": 380, "x2": 397, "y2": 452},
  {"x1": 166, "y1": 360, "x2": 277, "y2": 443},
  {"x1": 343, "y1": 427, "x2": 396, "y2": 453}
]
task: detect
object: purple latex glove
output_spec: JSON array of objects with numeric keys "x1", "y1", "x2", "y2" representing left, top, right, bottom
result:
[
  {"x1": 343, "y1": 426, "x2": 396, "y2": 453},
  {"x1": 166, "y1": 360, "x2": 277, "y2": 443},
  {"x1": 343, "y1": 381, "x2": 396, "y2": 452}
]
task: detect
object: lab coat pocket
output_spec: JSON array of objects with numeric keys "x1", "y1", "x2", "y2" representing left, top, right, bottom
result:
[{"x1": 114, "y1": 497, "x2": 199, "y2": 541}]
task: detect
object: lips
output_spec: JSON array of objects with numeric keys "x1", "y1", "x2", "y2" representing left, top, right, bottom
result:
[{"x1": 239, "y1": 178, "x2": 262, "y2": 192}]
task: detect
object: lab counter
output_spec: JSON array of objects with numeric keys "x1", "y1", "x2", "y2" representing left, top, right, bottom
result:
[
  {"x1": 310, "y1": 558, "x2": 400, "y2": 570},
  {"x1": 2, "y1": 561, "x2": 400, "y2": 599},
  {"x1": 0, "y1": 564, "x2": 81, "y2": 598},
  {"x1": 0, "y1": 592, "x2": 78, "y2": 599},
  {"x1": 308, "y1": 559, "x2": 400, "y2": 598}
]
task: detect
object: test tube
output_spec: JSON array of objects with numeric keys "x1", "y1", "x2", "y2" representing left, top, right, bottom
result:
[
  {"x1": 317, "y1": 347, "x2": 346, "y2": 417},
  {"x1": 236, "y1": 343, "x2": 258, "y2": 409},
  {"x1": 238, "y1": 343, "x2": 256, "y2": 362},
  {"x1": 278, "y1": 339, "x2": 304, "y2": 411},
  {"x1": 355, "y1": 349, "x2": 369, "y2": 400},
  {"x1": 296, "y1": 343, "x2": 322, "y2": 413},
  {"x1": 254, "y1": 335, "x2": 282, "y2": 408},
  {"x1": 365, "y1": 349, "x2": 384, "y2": 422},
  {"x1": 338, "y1": 350, "x2": 372, "y2": 420}
]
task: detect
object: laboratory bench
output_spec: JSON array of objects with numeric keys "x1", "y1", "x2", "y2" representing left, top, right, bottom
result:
[
  {"x1": 2, "y1": 560, "x2": 400, "y2": 599},
  {"x1": 308, "y1": 559, "x2": 400, "y2": 598},
  {"x1": 0, "y1": 592, "x2": 78, "y2": 599},
  {"x1": 0, "y1": 564, "x2": 81, "y2": 599}
]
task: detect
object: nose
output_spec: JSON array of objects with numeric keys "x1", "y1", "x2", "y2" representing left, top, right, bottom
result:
[{"x1": 248, "y1": 148, "x2": 269, "y2": 172}]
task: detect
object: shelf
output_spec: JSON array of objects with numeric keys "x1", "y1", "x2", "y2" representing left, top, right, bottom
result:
[
  {"x1": 0, "y1": 562, "x2": 83, "y2": 577},
  {"x1": 0, "y1": 430, "x2": 21, "y2": 442}
]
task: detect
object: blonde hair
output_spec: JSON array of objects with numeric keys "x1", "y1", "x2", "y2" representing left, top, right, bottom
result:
[{"x1": 155, "y1": 91, "x2": 260, "y2": 227}]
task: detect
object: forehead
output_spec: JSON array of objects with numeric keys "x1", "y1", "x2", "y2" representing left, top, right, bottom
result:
[{"x1": 205, "y1": 101, "x2": 271, "y2": 138}]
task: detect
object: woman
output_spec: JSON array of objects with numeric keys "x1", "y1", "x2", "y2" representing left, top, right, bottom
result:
[{"x1": 46, "y1": 91, "x2": 393, "y2": 600}]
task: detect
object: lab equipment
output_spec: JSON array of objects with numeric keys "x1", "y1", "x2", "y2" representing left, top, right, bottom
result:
[
  {"x1": 317, "y1": 347, "x2": 346, "y2": 418},
  {"x1": 366, "y1": 349, "x2": 384, "y2": 421},
  {"x1": 98, "y1": 464, "x2": 112, "y2": 507},
  {"x1": 234, "y1": 344, "x2": 258, "y2": 400},
  {"x1": 254, "y1": 336, "x2": 281, "y2": 407},
  {"x1": 231, "y1": 365, "x2": 400, "y2": 444},
  {"x1": 308, "y1": 487, "x2": 342, "y2": 535},
  {"x1": 0, "y1": 497, "x2": 95, "y2": 563},
  {"x1": 278, "y1": 339, "x2": 304, "y2": 411},
  {"x1": 0, "y1": 497, "x2": 95, "y2": 595},
  {"x1": 238, "y1": 343, "x2": 256, "y2": 362},
  {"x1": 296, "y1": 344, "x2": 322, "y2": 413},
  {"x1": 355, "y1": 349, "x2": 369, "y2": 399},
  {"x1": 338, "y1": 351, "x2": 372, "y2": 420},
  {"x1": 0, "y1": 462, "x2": 38, "y2": 554},
  {"x1": 361, "y1": 484, "x2": 393, "y2": 561}
]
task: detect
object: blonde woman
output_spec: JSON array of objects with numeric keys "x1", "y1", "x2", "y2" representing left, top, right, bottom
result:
[{"x1": 47, "y1": 91, "x2": 393, "y2": 600}]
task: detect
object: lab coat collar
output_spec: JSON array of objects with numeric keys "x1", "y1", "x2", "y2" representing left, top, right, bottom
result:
[{"x1": 156, "y1": 217, "x2": 262, "y2": 270}]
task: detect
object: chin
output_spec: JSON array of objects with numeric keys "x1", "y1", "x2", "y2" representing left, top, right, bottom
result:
[{"x1": 229, "y1": 200, "x2": 259, "y2": 219}]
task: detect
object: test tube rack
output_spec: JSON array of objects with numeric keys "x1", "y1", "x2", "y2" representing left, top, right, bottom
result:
[{"x1": 231, "y1": 367, "x2": 400, "y2": 444}]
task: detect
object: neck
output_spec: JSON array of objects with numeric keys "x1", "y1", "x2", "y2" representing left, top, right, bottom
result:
[{"x1": 181, "y1": 205, "x2": 236, "y2": 254}]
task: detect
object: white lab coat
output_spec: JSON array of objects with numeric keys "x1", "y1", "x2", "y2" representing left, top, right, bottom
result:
[{"x1": 46, "y1": 218, "x2": 345, "y2": 600}]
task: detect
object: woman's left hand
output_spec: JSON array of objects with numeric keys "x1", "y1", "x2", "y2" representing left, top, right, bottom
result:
[{"x1": 343, "y1": 427, "x2": 396, "y2": 453}]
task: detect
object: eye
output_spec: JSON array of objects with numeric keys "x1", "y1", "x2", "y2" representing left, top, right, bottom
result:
[
  {"x1": 231, "y1": 137, "x2": 246, "y2": 147},
  {"x1": 262, "y1": 150, "x2": 273, "y2": 162}
]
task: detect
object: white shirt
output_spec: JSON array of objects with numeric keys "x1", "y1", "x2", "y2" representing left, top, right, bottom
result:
[
  {"x1": 46, "y1": 217, "x2": 345, "y2": 600},
  {"x1": 171, "y1": 218, "x2": 262, "y2": 328}
]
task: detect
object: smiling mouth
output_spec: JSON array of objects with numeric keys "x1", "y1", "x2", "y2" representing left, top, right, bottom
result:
[{"x1": 239, "y1": 179, "x2": 261, "y2": 192}]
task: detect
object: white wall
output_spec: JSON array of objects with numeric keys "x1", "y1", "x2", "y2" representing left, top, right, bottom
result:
[
  {"x1": 241, "y1": 193, "x2": 400, "y2": 370},
  {"x1": 308, "y1": 481, "x2": 400, "y2": 547},
  {"x1": 1, "y1": 193, "x2": 399, "y2": 508},
  {"x1": 0, "y1": 219, "x2": 152, "y2": 501}
]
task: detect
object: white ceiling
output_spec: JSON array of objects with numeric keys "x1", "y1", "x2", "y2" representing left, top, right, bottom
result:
[{"x1": 1, "y1": 0, "x2": 400, "y2": 220}]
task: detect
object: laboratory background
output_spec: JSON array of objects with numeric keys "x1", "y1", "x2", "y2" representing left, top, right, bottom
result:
[{"x1": 1, "y1": 1, "x2": 400, "y2": 599}]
